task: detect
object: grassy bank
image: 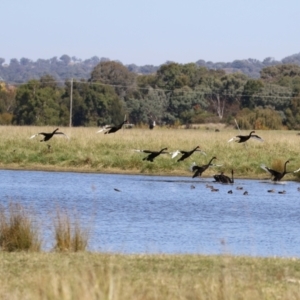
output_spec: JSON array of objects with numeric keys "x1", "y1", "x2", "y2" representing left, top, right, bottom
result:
[
  {"x1": 1, "y1": 252, "x2": 300, "y2": 299},
  {"x1": 0, "y1": 125, "x2": 300, "y2": 180}
]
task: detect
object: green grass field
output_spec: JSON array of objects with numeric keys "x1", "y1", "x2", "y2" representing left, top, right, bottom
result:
[{"x1": 0, "y1": 125, "x2": 300, "y2": 180}]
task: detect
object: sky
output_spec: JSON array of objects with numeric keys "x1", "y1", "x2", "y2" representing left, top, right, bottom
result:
[{"x1": 1, "y1": 0, "x2": 300, "y2": 66}]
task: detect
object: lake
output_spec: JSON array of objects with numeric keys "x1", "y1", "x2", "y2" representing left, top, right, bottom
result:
[{"x1": 0, "y1": 169, "x2": 300, "y2": 257}]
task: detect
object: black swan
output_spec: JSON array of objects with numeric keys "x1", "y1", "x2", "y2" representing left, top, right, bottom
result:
[
  {"x1": 213, "y1": 170, "x2": 234, "y2": 184},
  {"x1": 30, "y1": 128, "x2": 69, "y2": 142},
  {"x1": 135, "y1": 148, "x2": 168, "y2": 162},
  {"x1": 171, "y1": 146, "x2": 206, "y2": 162},
  {"x1": 228, "y1": 131, "x2": 264, "y2": 143},
  {"x1": 190, "y1": 157, "x2": 217, "y2": 178},
  {"x1": 97, "y1": 119, "x2": 128, "y2": 134},
  {"x1": 261, "y1": 160, "x2": 300, "y2": 182}
]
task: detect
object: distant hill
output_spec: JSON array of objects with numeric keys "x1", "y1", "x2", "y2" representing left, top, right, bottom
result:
[{"x1": 0, "y1": 52, "x2": 300, "y2": 83}]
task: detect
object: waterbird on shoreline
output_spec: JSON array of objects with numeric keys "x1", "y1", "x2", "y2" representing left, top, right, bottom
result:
[
  {"x1": 261, "y1": 160, "x2": 300, "y2": 182},
  {"x1": 228, "y1": 131, "x2": 264, "y2": 143},
  {"x1": 30, "y1": 128, "x2": 69, "y2": 142}
]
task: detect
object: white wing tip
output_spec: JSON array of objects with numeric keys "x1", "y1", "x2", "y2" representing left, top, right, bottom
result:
[{"x1": 171, "y1": 150, "x2": 180, "y2": 159}]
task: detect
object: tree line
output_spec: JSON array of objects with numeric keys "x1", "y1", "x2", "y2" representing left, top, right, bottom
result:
[
  {"x1": 1, "y1": 53, "x2": 300, "y2": 84},
  {"x1": 1, "y1": 61, "x2": 300, "y2": 130}
]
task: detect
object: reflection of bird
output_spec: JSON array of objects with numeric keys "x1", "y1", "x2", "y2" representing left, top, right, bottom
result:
[
  {"x1": 261, "y1": 160, "x2": 300, "y2": 181},
  {"x1": 171, "y1": 146, "x2": 206, "y2": 162},
  {"x1": 228, "y1": 131, "x2": 264, "y2": 143},
  {"x1": 236, "y1": 186, "x2": 243, "y2": 190},
  {"x1": 97, "y1": 120, "x2": 127, "y2": 134},
  {"x1": 214, "y1": 170, "x2": 234, "y2": 184},
  {"x1": 134, "y1": 148, "x2": 168, "y2": 162},
  {"x1": 190, "y1": 157, "x2": 217, "y2": 178},
  {"x1": 30, "y1": 128, "x2": 69, "y2": 142}
]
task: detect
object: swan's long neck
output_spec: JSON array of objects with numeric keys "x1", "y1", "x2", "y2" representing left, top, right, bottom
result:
[
  {"x1": 283, "y1": 161, "x2": 289, "y2": 174},
  {"x1": 231, "y1": 170, "x2": 234, "y2": 183},
  {"x1": 208, "y1": 157, "x2": 216, "y2": 166}
]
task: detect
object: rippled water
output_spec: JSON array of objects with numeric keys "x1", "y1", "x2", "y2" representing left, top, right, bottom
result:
[{"x1": 0, "y1": 169, "x2": 300, "y2": 257}]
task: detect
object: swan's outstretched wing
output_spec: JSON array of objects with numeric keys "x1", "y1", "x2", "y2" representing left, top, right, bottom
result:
[
  {"x1": 96, "y1": 125, "x2": 111, "y2": 133},
  {"x1": 133, "y1": 149, "x2": 153, "y2": 154},
  {"x1": 55, "y1": 132, "x2": 70, "y2": 139},
  {"x1": 209, "y1": 163, "x2": 223, "y2": 167},
  {"x1": 29, "y1": 133, "x2": 39, "y2": 139},
  {"x1": 292, "y1": 167, "x2": 300, "y2": 173},
  {"x1": 227, "y1": 136, "x2": 237, "y2": 143},
  {"x1": 261, "y1": 164, "x2": 270, "y2": 173},
  {"x1": 170, "y1": 150, "x2": 180, "y2": 159},
  {"x1": 250, "y1": 135, "x2": 264, "y2": 142},
  {"x1": 260, "y1": 164, "x2": 280, "y2": 177},
  {"x1": 195, "y1": 149, "x2": 207, "y2": 156},
  {"x1": 189, "y1": 162, "x2": 196, "y2": 172}
]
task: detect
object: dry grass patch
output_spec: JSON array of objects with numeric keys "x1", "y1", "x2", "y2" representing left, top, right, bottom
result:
[
  {"x1": 1, "y1": 253, "x2": 300, "y2": 299},
  {"x1": 53, "y1": 208, "x2": 89, "y2": 252},
  {"x1": 0, "y1": 202, "x2": 41, "y2": 252}
]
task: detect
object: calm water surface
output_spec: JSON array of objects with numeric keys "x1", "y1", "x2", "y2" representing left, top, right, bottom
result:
[{"x1": 1, "y1": 169, "x2": 300, "y2": 257}]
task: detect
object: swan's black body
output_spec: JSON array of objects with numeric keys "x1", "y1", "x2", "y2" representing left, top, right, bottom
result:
[
  {"x1": 228, "y1": 131, "x2": 263, "y2": 143},
  {"x1": 30, "y1": 128, "x2": 68, "y2": 142},
  {"x1": 214, "y1": 170, "x2": 234, "y2": 183},
  {"x1": 263, "y1": 160, "x2": 290, "y2": 181},
  {"x1": 141, "y1": 148, "x2": 168, "y2": 162},
  {"x1": 104, "y1": 120, "x2": 127, "y2": 134},
  {"x1": 177, "y1": 146, "x2": 201, "y2": 162},
  {"x1": 191, "y1": 157, "x2": 217, "y2": 178}
]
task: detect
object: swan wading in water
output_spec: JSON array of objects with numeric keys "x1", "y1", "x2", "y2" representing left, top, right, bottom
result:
[{"x1": 261, "y1": 160, "x2": 300, "y2": 182}]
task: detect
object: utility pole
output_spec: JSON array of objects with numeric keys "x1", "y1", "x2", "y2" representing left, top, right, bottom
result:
[{"x1": 69, "y1": 78, "x2": 73, "y2": 127}]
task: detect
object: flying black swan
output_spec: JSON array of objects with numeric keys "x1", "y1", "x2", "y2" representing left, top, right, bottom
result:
[
  {"x1": 134, "y1": 148, "x2": 168, "y2": 162},
  {"x1": 261, "y1": 160, "x2": 300, "y2": 182},
  {"x1": 228, "y1": 131, "x2": 264, "y2": 143},
  {"x1": 214, "y1": 170, "x2": 234, "y2": 184},
  {"x1": 97, "y1": 120, "x2": 128, "y2": 134},
  {"x1": 190, "y1": 157, "x2": 217, "y2": 178},
  {"x1": 171, "y1": 146, "x2": 206, "y2": 162},
  {"x1": 30, "y1": 128, "x2": 69, "y2": 142}
]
